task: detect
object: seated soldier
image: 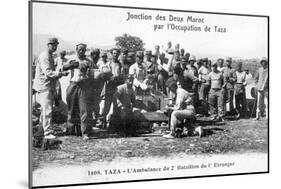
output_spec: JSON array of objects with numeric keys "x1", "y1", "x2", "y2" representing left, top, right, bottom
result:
[
  {"x1": 163, "y1": 82, "x2": 202, "y2": 138},
  {"x1": 113, "y1": 75, "x2": 143, "y2": 136}
]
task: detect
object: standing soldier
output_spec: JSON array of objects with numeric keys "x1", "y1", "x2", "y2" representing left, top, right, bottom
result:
[
  {"x1": 33, "y1": 38, "x2": 67, "y2": 139},
  {"x1": 100, "y1": 48, "x2": 123, "y2": 128},
  {"x1": 89, "y1": 48, "x2": 100, "y2": 66},
  {"x1": 255, "y1": 57, "x2": 268, "y2": 120},
  {"x1": 55, "y1": 50, "x2": 68, "y2": 72},
  {"x1": 175, "y1": 43, "x2": 180, "y2": 51},
  {"x1": 198, "y1": 58, "x2": 210, "y2": 102},
  {"x1": 96, "y1": 51, "x2": 111, "y2": 127},
  {"x1": 65, "y1": 43, "x2": 95, "y2": 140},
  {"x1": 208, "y1": 62, "x2": 225, "y2": 121},
  {"x1": 217, "y1": 58, "x2": 224, "y2": 72},
  {"x1": 186, "y1": 55, "x2": 198, "y2": 77},
  {"x1": 129, "y1": 51, "x2": 148, "y2": 92},
  {"x1": 223, "y1": 57, "x2": 237, "y2": 114},
  {"x1": 145, "y1": 52, "x2": 158, "y2": 90},
  {"x1": 119, "y1": 49, "x2": 130, "y2": 79},
  {"x1": 54, "y1": 50, "x2": 69, "y2": 103},
  {"x1": 154, "y1": 45, "x2": 161, "y2": 59},
  {"x1": 97, "y1": 51, "x2": 110, "y2": 70},
  {"x1": 180, "y1": 48, "x2": 185, "y2": 59},
  {"x1": 234, "y1": 62, "x2": 247, "y2": 118},
  {"x1": 144, "y1": 50, "x2": 153, "y2": 67},
  {"x1": 166, "y1": 41, "x2": 174, "y2": 54}
]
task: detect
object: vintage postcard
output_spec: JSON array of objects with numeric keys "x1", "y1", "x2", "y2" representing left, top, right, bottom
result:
[{"x1": 29, "y1": 0, "x2": 269, "y2": 188}]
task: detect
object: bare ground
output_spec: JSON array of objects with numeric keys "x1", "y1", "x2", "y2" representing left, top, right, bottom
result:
[{"x1": 32, "y1": 118, "x2": 268, "y2": 171}]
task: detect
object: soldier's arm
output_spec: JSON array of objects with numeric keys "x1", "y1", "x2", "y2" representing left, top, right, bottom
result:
[
  {"x1": 231, "y1": 69, "x2": 237, "y2": 83},
  {"x1": 173, "y1": 90, "x2": 184, "y2": 110},
  {"x1": 207, "y1": 73, "x2": 211, "y2": 86},
  {"x1": 115, "y1": 87, "x2": 123, "y2": 108},
  {"x1": 254, "y1": 69, "x2": 259, "y2": 83},
  {"x1": 62, "y1": 59, "x2": 79, "y2": 71},
  {"x1": 167, "y1": 55, "x2": 174, "y2": 73},
  {"x1": 40, "y1": 55, "x2": 62, "y2": 80},
  {"x1": 221, "y1": 73, "x2": 225, "y2": 87},
  {"x1": 131, "y1": 91, "x2": 137, "y2": 107},
  {"x1": 190, "y1": 74, "x2": 199, "y2": 91},
  {"x1": 129, "y1": 64, "x2": 135, "y2": 75}
]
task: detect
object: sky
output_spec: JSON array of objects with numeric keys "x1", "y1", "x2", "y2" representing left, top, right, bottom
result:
[{"x1": 32, "y1": 2, "x2": 268, "y2": 59}]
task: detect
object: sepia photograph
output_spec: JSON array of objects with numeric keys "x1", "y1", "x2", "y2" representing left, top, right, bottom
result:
[{"x1": 29, "y1": 1, "x2": 269, "y2": 188}]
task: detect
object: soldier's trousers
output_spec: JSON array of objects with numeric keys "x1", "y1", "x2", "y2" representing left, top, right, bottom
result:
[
  {"x1": 225, "y1": 88, "x2": 234, "y2": 112},
  {"x1": 170, "y1": 105, "x2": 196, "y2": 133},
  {"x1": 99, "y1": 94, "x2": 114, "y2": 124},
  {"x1": 66, "y1": 81, "x2": 94, "y2": 135},
  {"x1": 199, "y1": 83, "x2": 210, "y2": 101},
  {"x1": 209, "y1": 88, "x2": 224, "y2": 118},
  {"x1": 36, "y1": 90, "x2": 55, "y2": 136},
  {"x1": 235, "y1": 92, "x2": 246, "y2": 116},
  {"x1": 256, "y1": 90, "x2": 268, "y2": 119}
]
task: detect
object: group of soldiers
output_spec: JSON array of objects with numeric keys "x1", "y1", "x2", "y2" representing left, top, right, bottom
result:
[{"x1": 32, "y1": 38, "x2": 268, "y2": 140}]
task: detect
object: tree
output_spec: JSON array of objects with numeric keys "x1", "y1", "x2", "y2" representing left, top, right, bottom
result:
[{"x1": 115, "y1": 33, "x2": 145, "y2": 52}]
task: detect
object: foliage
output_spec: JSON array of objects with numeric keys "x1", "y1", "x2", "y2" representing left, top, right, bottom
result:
[{"x1": 115, "y1": 33, "x2": 145, "y2": 51}]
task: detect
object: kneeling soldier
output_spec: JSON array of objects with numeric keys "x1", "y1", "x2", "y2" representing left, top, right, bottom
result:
[{"x1": 163, "y1": 82, "x2": 198, "y2": 138}]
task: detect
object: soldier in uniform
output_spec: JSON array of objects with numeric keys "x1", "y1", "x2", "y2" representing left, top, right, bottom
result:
[
  {"x1": 65, "y1": 43, "x2": 96, "y2": 140},
  {"x1": 55, "y1": 50, "x2": 68, "y2": 72},
  {"x1": 223, "y1": 57, "x2": 237, "y2": 114},
  {"x1": 114, "y1": 75, "x2": 142, "y2": 136},
  {"x1": 217, "y1": 58, "x2": 224, "y2": 72},
  {"x1": 163, "y1": 82, "x2": 197, "y2": 138},
  {"x1": 186, "y1": 55, "x2": 198, "y2": 77},
  {"x1": 207, "y1": 62, "x2": 225, "y2": 121},
  {"x1": 129, "y1": 51, "x2": 148, "y2": 92},
  {"x1": 198, "y1": 58, "x2": 210, "y2": 102},
  {"x1": 33, "y1": 38, "x2": 68, "y2": 139},
  {"x1": 255, "y1": 57, "x2": 268, "y2": 120},
  {"x1": 89, "y1": 48, "x2": 100, "y2": 66},
  {"x1": 100, "y1": 48, "x2": 123, "y2": 128}
]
